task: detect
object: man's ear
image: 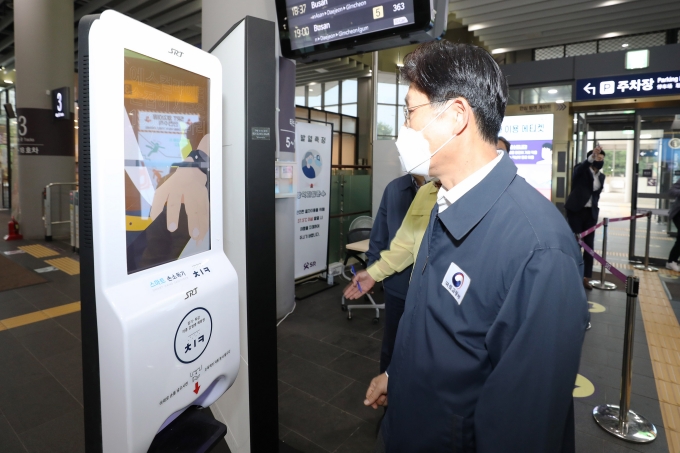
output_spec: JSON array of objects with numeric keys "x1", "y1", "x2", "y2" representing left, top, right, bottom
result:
[{"x1": 450, "y1": 98, "x2": 470, "y2": 136}]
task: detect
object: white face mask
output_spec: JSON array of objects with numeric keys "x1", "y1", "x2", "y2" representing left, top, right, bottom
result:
[{"x1": 395, "y1": 104, "x2": 456, "y2": 177}]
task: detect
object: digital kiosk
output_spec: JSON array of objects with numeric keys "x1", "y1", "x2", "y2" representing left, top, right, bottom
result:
[{"x1": 78, "y1": 11, "x2": 239, "y2": 452}]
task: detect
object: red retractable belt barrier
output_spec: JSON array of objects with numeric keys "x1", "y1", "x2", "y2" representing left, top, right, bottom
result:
[{"x1": 575, "y1": 212, "x2": 650, "y2": 284}]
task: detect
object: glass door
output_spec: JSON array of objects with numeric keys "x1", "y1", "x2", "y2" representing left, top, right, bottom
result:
[{"x1": 630, "y1": 110, "x2": 680, "y2": 264}]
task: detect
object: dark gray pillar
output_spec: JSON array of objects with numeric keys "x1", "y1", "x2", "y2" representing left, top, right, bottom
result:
[{"x1": 15, "y1": 0, "x2": 75, "y2": 238}]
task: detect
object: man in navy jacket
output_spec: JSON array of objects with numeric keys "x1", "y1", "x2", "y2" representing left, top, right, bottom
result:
[
  {"x1": 565, "y1": 147, "x2": 606, "y2": 290},
  {"x1": 367, "y1": 174, "x2": 422, "y2": 373},
  {"x1": 364, "y1": 40, "x2": 588, "y2": 453}
]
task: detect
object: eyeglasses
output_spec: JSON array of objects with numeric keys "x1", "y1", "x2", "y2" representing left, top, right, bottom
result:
[{"x1": 403, "y1": 98, "x2": 454, "y2": 127}]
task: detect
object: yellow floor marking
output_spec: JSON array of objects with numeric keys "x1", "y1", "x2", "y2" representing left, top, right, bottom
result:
[
  {"x1": 573, "y1": 374, "x2": 595, "y2": 398},
  {"x1": 18, "y1": 244, "x2": 60, "y2": 258},
  {"x1": 588, "y1": 302, "x2": 606, "y2": 313},
  {"x1": 636, "y1": 269, "x2": 680, "y2": 452},
  {"x1": 45, "y1": 257, "x2": 80, "y2": 275},
  {"x1": 0, "y1": 302, "x2": 80, "y2": 331}
]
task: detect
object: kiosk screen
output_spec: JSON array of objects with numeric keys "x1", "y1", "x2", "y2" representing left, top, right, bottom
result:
[
  {"x1": 286, "y1": 0, "x2": 417, "y2": 51},
  {"x1": 124, "y1": 49, "x2": 211, "y2": 274}
]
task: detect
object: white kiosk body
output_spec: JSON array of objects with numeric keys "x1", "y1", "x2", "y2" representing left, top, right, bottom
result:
[{"x1": 82, "y1": 11, "x2": 239, "y2": 452}]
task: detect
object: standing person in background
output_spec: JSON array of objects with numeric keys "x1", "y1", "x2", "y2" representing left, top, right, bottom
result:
[
  {"x1": 346, "y1": 176, "x2": 438, "y2": 372},
  {"x1": 497, "y1": 136, "x2": 511, "y2": 153},
  {"x1": 667, "y1": 177, "x2": 680, "y2": 271},
  {"x1": 565, "y1": 146, "x2": 606, "y2": 290},
  {"x1": 363, "y1": 173, "x2": 423, "y2": 373}
]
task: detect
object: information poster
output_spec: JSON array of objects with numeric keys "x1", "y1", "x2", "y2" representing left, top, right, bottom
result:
[
  {"x1": 500, "y1": 113, "x2": 554, "y2": 200},
  {"x1": 294, "y1": 122, "x2": 332, "y2": 279},
  {"x1": 123, "y1": 49, "x2": 210, "y2": 274}
]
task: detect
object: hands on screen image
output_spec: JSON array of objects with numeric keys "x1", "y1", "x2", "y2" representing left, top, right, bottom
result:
[{"x1": 150, "y1": 164, "x2": 209, "y2": 243}]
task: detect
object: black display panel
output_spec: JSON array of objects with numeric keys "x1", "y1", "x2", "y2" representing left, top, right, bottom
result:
[{"x1": 277, "y1": 0, "x2": 434, "y2": 61}]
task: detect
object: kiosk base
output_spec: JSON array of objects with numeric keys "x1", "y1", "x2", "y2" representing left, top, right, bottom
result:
[{"x1": 148, "y1": 406, "x2": 227, "y2": 453}]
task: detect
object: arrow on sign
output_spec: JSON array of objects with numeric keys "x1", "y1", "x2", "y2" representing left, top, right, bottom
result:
[
  {"x1": 193, "y1": 382, "x2": 200, "y2": 394},
  {"x1": 584, "y1": 83, "x2": 596, "y2": 95}
]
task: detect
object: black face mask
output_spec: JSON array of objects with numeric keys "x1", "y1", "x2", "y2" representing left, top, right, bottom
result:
[{"x1": 593, "y1": 160, "x2": 604, "y2": 170}]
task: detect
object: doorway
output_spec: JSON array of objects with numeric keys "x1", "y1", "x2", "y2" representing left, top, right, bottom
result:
[{"x1": 575, "y1": 108, "x2": 680, "y2": 265}]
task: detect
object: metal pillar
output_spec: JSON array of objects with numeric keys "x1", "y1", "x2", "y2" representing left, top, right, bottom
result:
[
  {"x1": 590, "y1": 217, "x2": 616, "y2": 290},
  {"x1": 633, "y1": 212, "x2": 658, "y2": 272},
  {"x1": 593, "y1": 276, "x2": 657, "y2": 443}
]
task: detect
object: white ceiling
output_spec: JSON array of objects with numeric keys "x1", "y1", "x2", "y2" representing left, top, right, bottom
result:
[{"x1": 448, "y1": 0, "x2": 680, "y2": 53}]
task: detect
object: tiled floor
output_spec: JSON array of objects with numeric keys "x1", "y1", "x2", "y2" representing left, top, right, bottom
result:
[
  {"x1": 277, "y1": 284, "x2": 385, "y2": 453},
  {"x1": 276, "y1": 267, "x2": 680, "y2": 453},
  {"x1": 4, "y1": 203, "x2": 680, "y2": 453}
]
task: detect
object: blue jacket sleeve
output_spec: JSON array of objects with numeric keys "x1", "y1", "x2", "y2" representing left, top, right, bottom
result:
[
  {"x1": 474, "y1": 248, "x2": 589, "y2": 452},
  {"x1": 366, "y1": 188, "x2": 390, "y2": 266}
]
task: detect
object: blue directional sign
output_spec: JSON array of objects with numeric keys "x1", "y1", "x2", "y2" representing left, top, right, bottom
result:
[{"x1": 575, "y1": 71, "x2": 680, "y2": 101}]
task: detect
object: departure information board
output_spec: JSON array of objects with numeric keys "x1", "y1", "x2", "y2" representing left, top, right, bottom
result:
[{"x1": 285, "y1": 0, "x2": 417, "y2": 51}]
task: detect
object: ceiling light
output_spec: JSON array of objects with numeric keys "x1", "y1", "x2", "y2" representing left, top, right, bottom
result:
[
  {"x1": 623, "y1": 130, "x2": 634, "y2": 135},
  {"x1": 602, "y1": 32, "x2": 621, "y2": 39},
  {"x1": 309, "y1": 89, "x2": 314, "y2": 92},
  {"x1": 622, "y1": 43, "x2": 629, "y2": 48},
  {"x1": 468, "y1": 24, "x2": 485, "y2": 31},
  {"x1": 626, "y1": 49, "x2": 649, "y2": 70},
  {"x1": 309, "y1": 82, "x2": 316, "y2": 86},
  {"x1": 491, "y1": 48, "x2": 508, "y2": 55},
  {"x1": 548, "y1": 89, "x2": 558, "y2": 94},
  {"x1": 556, "y1": 99, "x2": 565, "y2": 103},
  {"x1": 3, "y1": 79, "x2": 11, "y2": 84},
  {"x1": 599, "y1": 0, "x2": 626, "y2": 6},
  {"x1": 640, "y1": 134, "x2": 652, "y2": 139},
  {"x1": 396, "y1": 63, "x2": 404, "y2": 67}
]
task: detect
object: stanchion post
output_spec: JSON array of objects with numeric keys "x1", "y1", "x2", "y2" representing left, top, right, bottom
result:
[
  {"x1": 44, "y1": 185, "x2": 52, "y2": 241},
  {"x1": 593, "y1": 276, "x2": 657, "y2": 443},
  {"x1": 634, "y1": 212, "x2": 658, "y2": 272},
  {"x1": 591, "y1": 218, "x2": 616, "y2": 291}
]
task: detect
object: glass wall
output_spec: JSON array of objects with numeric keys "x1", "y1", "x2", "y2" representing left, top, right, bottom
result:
[
  {"x1": 296, "y1": 78, "x2": 358, "y2": 116},
  {"x1": 376, "y1": 70, "x2": 407, "y2": 140},
  {"x1": 507, "y1": 85, "x2": 572, "y2": 105}
]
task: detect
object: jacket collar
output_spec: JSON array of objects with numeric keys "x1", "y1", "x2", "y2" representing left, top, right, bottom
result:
[
  {"x1": 396, "y1": 174, "x2": 417, "y2": 192},
  {"x1": 437, "y1": 153, "x2": 517, "y2": 240}
]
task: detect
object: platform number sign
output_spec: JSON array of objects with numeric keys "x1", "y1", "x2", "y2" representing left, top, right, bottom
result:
[{"x1": 51, "y1": 87, "x2": 70, "y2": 120}]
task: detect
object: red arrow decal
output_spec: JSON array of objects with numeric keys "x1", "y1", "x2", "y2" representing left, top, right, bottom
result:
[{"x1": 193, "y1": 382, "x2": 200, "y2": 394}]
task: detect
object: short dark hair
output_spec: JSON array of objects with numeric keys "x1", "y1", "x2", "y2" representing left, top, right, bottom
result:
[
  {"x1": 586, "y1": 150, "x2": 606, "y2": 158},
  {"x1": 400, "y1": 40, "x2": 508, "y2": 145},
  {"x1": 498, "y1": 136, "x2": 511, "y2": 152}
]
